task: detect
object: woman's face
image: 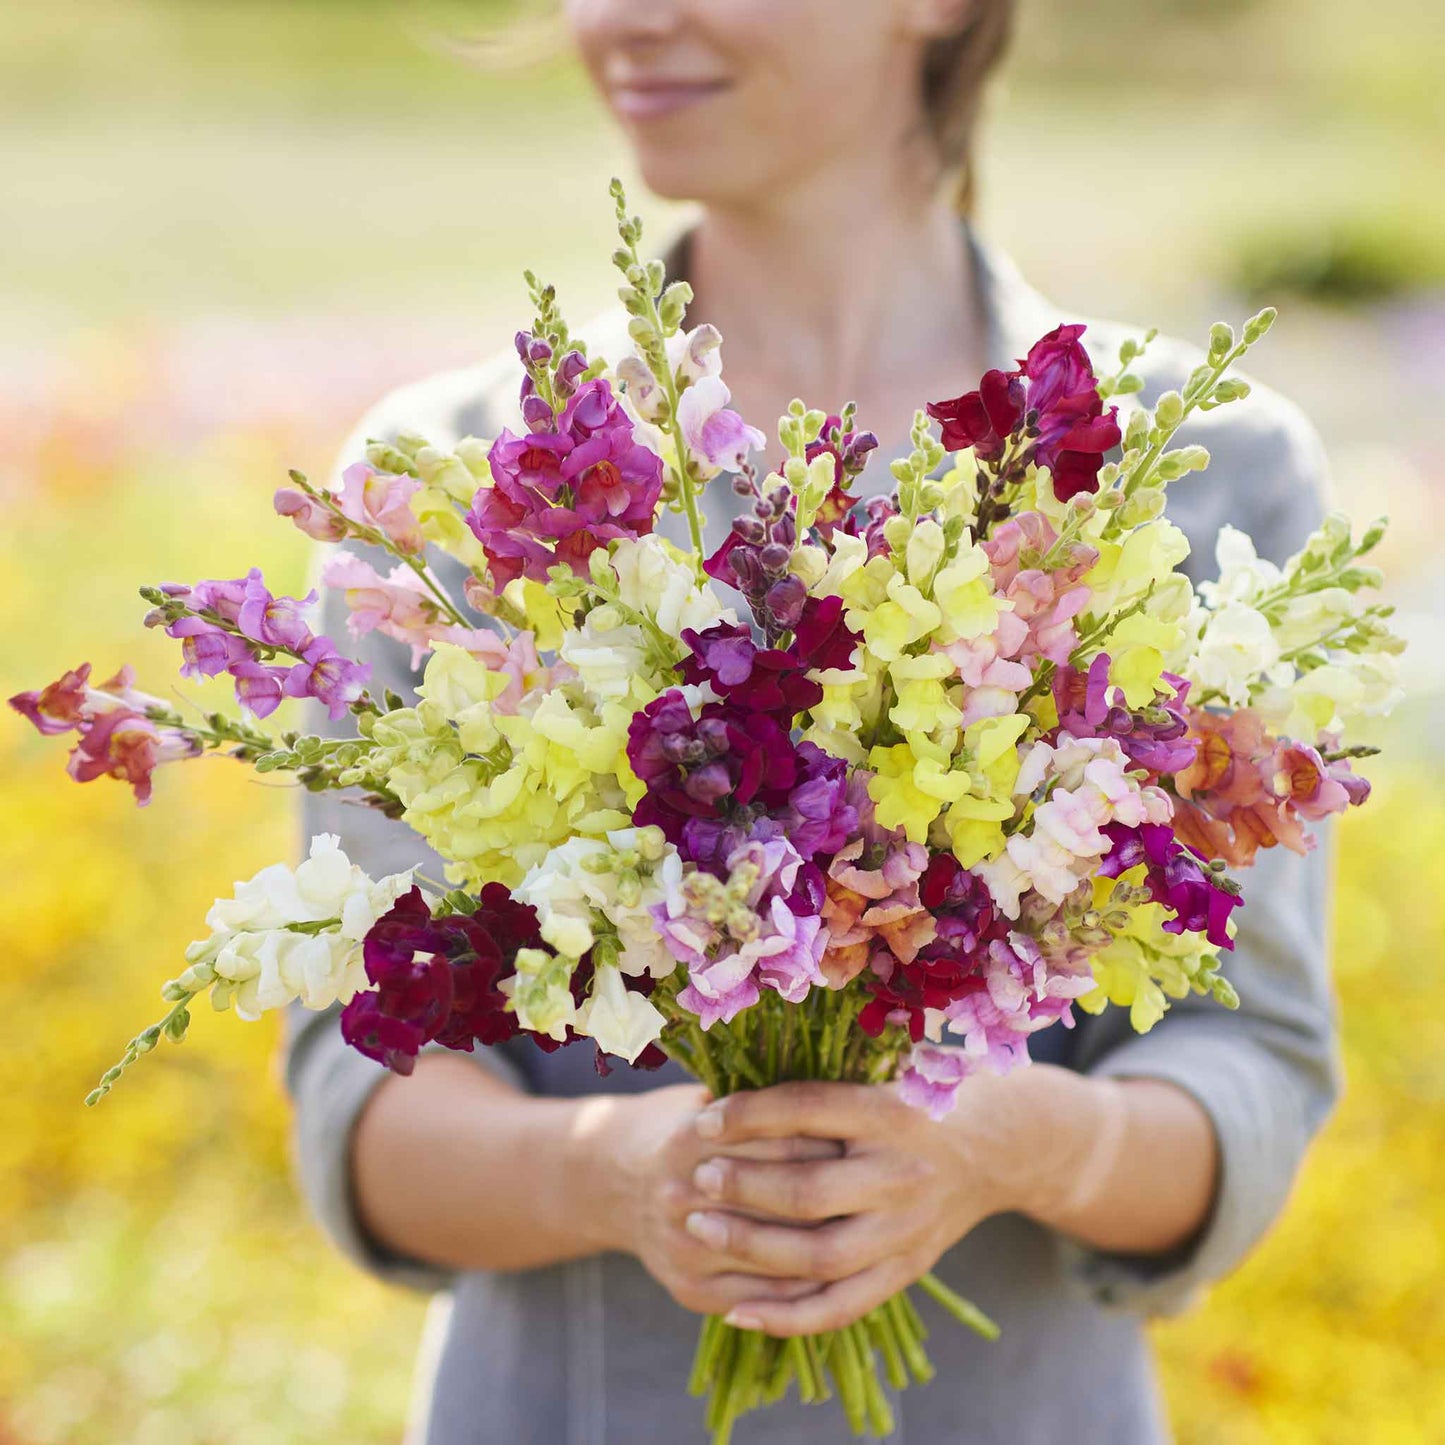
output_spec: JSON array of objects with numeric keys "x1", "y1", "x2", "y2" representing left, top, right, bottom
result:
[{"x1": 565, "y1": 0, "x2": 936, "y2": 207}]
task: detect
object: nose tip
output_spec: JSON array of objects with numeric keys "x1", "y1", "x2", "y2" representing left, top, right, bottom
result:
[{"x1": 598, "y1": 0, "x2": 682, "y2": 39}]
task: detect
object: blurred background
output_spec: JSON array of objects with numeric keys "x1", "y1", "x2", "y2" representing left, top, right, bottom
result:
[{"x1": 1, "y1": 2, "x2": 1441, "y2": 1441}]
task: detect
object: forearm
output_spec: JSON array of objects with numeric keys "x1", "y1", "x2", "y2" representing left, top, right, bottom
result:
[
  {"x1": 351, "y1": 1052, "x2": 631, "y2": 1274},
  {"x1": 973, "y1": 1064, "x2": 1219, "y2": 1258}
]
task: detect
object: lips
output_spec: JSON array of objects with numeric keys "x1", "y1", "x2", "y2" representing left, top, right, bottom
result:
[{"x1": 609, "y1": 78, "x2": 731, "y2": 120}]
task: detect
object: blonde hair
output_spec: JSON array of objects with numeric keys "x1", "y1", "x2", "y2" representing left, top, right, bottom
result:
[{"x1": 921, "y1": 0, "x2": 1017, "y2": 213}]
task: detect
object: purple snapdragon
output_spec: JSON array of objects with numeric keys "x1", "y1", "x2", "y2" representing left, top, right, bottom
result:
[{"x1": 144, "y1": 568, "x2": 371, "y2": 720}]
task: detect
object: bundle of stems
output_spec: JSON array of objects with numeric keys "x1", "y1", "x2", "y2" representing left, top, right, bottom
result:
[{"x1": 661, "y1": 989, "x2": 999, "y2": 1443}]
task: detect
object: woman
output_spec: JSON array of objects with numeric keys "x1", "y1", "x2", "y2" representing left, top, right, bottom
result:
[{"x1": 286, "y1": 3, "x2": 1338, "y2": 1440}]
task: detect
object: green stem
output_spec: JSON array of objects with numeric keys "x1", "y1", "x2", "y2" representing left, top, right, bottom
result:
[
  {"x1": 887, "y1": 1293, "x2": 935, "y2": 1384},
  {"x1": 829, "y1": 1324, "x2": 868, "y2": 1436},
  {"x1": 866, "y1": 1306, "x2": 909, "y2": 1390},
  {"x1": 851, "y1": 1322, "x2": 895, "y2": 1437},
  {"x1": 403, "y1": 553, "x2": 474, "y2": 630},
  {"x1": 689, "y1": 1316, "x2": 725, "y2": 1397},
  {"x1": 917, "y1": 1272, "x2": 1000, "y2": 1341}
]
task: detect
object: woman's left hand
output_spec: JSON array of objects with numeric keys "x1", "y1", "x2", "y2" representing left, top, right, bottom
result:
[{"x1": 682, "y1": 1069, "x2": 1102, "y2": 1337}]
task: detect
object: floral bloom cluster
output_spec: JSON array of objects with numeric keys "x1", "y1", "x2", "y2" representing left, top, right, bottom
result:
[
  {"x1": 10, "y1": 183, "x2": 1401, "y2": 1441},
  {"x1": 143, "y1": 569, "x2": 371, "y2": 721}
]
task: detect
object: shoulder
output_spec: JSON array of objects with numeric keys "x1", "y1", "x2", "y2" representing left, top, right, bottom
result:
[
  {"x1": 1084, "y1": 316, "x2": 1331, "y2": 577},
  {"x1": 329, "y1": 306, "x2": 637, "y2": 481},
  {"x1": 975, "y1": 236, "x2": 1330, "y2": 576}
]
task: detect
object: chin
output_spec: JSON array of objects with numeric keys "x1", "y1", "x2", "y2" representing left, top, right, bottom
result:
[{"x1": 633, "y1": 143, "x2": 767, "y2": 209}]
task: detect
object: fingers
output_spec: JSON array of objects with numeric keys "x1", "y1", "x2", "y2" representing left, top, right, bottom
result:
[
  {"x1": 723, "y1": 1258, "x2": 917, "y2": 1338},
  {"x1": 692, "y1": 1152, "x2": 912, "y2": 1222},
  {"x1": 696, "y1": 1081, "x2": 903, "y2": 1149},
  {"x1": 683, "y1": 1207, "x2": 905, "y2": 1282},
  {"x1": 668, "y1": 1271, "x2": 823, "y2": 1318},
  {"x1": 721, "y1": 1135, "x2": 846, "y2": 1164}
]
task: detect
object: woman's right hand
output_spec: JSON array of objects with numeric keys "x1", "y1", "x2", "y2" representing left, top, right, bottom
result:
[{"x1": 585, "y1": 1082, "x2": 841, "y2": 1318}]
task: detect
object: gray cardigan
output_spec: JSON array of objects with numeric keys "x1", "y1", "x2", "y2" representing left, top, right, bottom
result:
[{"x1": 284, "y1": 234, "x2": 1337, "y2": 1444}]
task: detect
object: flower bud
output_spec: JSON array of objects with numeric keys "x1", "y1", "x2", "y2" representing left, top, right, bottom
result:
[
  {"x1": 1154, "y1": 391, "x2": 1184, "y2": 432},
  {"x1": 759, "y1": 542, "x2": 792, "y2": 576},
  {"x1": 766, "y1": 574, "x2": 807, "y2": 627},
  {"x1": 1243, "y1": 306, "x2": 1277, "y2": 344},
  {"x1": 1208, "y1": 322, "x2": 1234, "y2": 360}
]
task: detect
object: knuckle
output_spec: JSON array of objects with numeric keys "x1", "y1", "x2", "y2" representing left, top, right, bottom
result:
[
  {"x1": 657, "y1": 1178, "x2": 690, "y2": 1214},
  {"x1": 895, "y1": 1154, "x2": 934, "y2": 1192},
  {"x1": 808, "y1": 1231, "x2": 847, "y2": 1281},
  {"x1": 782, "y1": 1169, "x2": 815, "y2": 1219},
  {"x1": 712, "y1": 1159, "x2": 742, "y2": 1205}
]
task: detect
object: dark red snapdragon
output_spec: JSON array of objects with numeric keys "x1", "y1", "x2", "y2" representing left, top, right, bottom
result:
[
  {"x1": 926, "y1": 324, "x2": 1121, "y2": 501},
  {"x1": 341, "y1": 883, "x2": 546, "y2": 1075},
  {"x1": 628, "y1": 691, "x2": 800, "y2": 845}
]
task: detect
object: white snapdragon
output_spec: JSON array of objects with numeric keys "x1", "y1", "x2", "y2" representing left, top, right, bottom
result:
[
  {"x1": 560, "y1": 609, "x2": 649, "y2": 703},
  {"x1": 1256, "y1": 652, "x2": 1404, "y2": 738},
  {"x1": 1185, "y1": 600, "x2": 1284, "y2": 708},
  {"x1": 1200, "y1": 525, "x2": 1281, "y2": 609},
  {"x1": 500, "y1": 947, "x2": 578, "y2": 1042},
  {"x1": 573, "y1": 964, "x2": 667, "y2": 1063},
  {"x1": 194, "y1": 835, "x2": 413, "y2": 1020},
  {"x1": 608, "y1": 534, "x2": 735, "y2": 638},
  {"x1": 514, "y1": 828, "x2": 683, "y2": 978}
]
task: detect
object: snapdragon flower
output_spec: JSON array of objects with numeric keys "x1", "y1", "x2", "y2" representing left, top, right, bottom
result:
[
  {"x1": 926, "y1": 324, "x2": 1121, "y2": 500},
  {"x1": 513, "y1": 828, "x2": 683, "y2": 977},
  {"x1": 147, "y1": 569, "x2": 371, "y2": 720},
  {"x1": 467, "y1": 377, "x2": 665, "y2": 588},
  {"x1": 10, "y1": 662, "x2": 201, "y2": 805},
  {"x1": 180, "y1": 835, "x2": 414, "y2": 1021}
]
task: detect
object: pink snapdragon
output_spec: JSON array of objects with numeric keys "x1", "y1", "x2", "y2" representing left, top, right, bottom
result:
[
  {"x1": 982, "y1": 513, "x2": 1096, "y2": 667},
  {"x1": 467, "y1": 377, "x2": 664, "y2": 588},
  {"x1": 65, "y1": 708, "x2": 202, "y2": 805},
  {"x1": 676, "y1": 375, "x2": 766, "y2": 475},
  {"x1": 898, "y1": 1045, "x2": 972, "y2": 1121},
  {"x1": 320, "y1": 553, "x2": 532, "y2": 682},
  {"x1": 10, "y1": 663, "x2": 199, "y2": 805},
  {"x1": 273, "y1": 487, "x2": 347, "y2": 543},
  {"x1": 9, "y1": 662, "x2": 160, "y2": 735},
  {"x1": 276, "y1": 465, "x2": 425, "y2": 554},
  {"x1": 978, "y1": 738, "x2": 1173, "y2": 915}
]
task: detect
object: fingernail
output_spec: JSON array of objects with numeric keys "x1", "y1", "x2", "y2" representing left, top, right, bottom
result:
[
  {"x1": 725, "y1": 1311, "x2": 762, "y2": 1331},
  {"x1": 685, "y1": 1211, "x2": 728, "y2": 1250},
  {"x1": 693, "y1": 1162, "x2": 724, "y2": 1198},
  {"x1": 696, "y1": 1104, "x2": 725, "y2": 1139}
]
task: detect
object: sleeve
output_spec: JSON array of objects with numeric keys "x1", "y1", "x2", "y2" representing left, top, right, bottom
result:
[
  {"x1": 1059, "y1": 398, "x2": 1341, "y2": 1315},
  {"x1": 280, "y1": 399, "x2": 531, "y2": 1294}
]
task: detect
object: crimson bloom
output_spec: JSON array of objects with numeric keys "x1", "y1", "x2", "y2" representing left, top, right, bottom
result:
[
  {"x1": 341, "y1": 883, "x2": 545, "y2": 1075},
  {"x1": 926, "y1": 324, "x2": 1121, "y2": 500},
  {"x1": 627, "y1": 690, "x2": 799, "y2": 844},
  {"x1": 677, "y1": 623, "x2": 823, "y2": 717}
]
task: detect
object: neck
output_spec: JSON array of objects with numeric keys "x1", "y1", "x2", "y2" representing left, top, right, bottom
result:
[{"x1": 685, "y1": 152, "x2": 985, "y2": 424}]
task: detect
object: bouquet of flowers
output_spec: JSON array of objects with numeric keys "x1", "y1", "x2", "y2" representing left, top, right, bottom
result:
[{"x1": 12, "y1": 182, "x2": 1403, "y2": 1442}]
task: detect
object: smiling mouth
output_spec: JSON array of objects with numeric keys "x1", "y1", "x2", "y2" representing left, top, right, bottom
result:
[{"x1": 609, "y1": 79, "x2": 731, "y2": 121}]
